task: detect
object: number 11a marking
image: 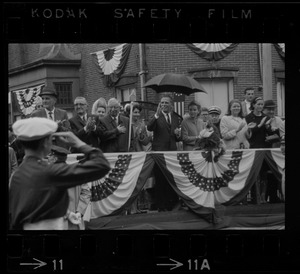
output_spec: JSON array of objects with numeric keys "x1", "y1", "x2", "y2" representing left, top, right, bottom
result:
[{"x1": 53, "y1": 260, "x2": 63, "y2": 270}]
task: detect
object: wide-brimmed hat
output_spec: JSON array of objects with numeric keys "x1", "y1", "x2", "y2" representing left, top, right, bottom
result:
[
  {"x1": 263, "y1": 100, "x2": 276, "y2": 109},
  {"x1": 39, "y1": 87, "x2": 58, "y2": 98},
  {"x1": 13, "y1": 117, "x2": 58, "y2": 141}
]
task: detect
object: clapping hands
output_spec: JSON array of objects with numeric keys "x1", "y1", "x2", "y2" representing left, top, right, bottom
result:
[
  {"x1": 247, "y1": 122, "x2": 256, "y2": 129},
  {"x1": 117, "y1": 124, "x2": 126, "y2": 134},
  {"x1": 257, "y1": 116, "x2": 268, "y2": 128},
  {"x1": 86, "y1": 117, "x2": 96, "y2": 132},
  {"x1": 237, "y1": 121, "x2": 246, "y2": 132}
]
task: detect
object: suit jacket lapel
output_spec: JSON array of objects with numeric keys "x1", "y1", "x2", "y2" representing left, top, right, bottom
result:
[
  {"x1": 77, "y1": 115, "x2": 85, "y2": 127},
  {"x1": 109, "y1": 116, "x2": 117, "y2": 128}
]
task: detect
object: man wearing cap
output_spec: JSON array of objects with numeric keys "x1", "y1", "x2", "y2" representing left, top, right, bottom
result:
[
  {"x1": 208, "y1": 106, "x2": 222, "y2": 137},
  {"x1": 69, "y1": 97, "x2": 103, "y2": 152},
  {"x1": 98, "y1": 98, "x2": 133, "y2": 152},
  {"x1": 31, "y1": 86, "x2": 71, "y2": 149},
  {"x1": 241, "y1": 87, "x2": 255, "y2": 117},
  {"x1": 9, "y1": 117, "x2": 110, "y2": 230},
  {"x1": 263, "y1": 100, "x2": 284, "y2": 148}
]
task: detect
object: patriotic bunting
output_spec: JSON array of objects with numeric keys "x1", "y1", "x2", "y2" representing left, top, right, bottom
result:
[
  {"x1": 274, "y1": 43, "x2": 285, "y2": 59},
  {"x1": 186, "y1": 43, "x2": 238, "y2": 61},
  {"x1": 67, "y1": 149, "x2": 284, "y2": 223},
  {"x1": 173, "y1": 93, "x2": 185, "y2": 118},
  {"x1": 264, "y1": 149, "x2": 285, "y2": 183},
  {"x1": 12, "y1": 84, "x2": 44, "y2": 116},
  {"x1": 92, "y1": 44, "x2": 132, "y2": 87},
  {"x1": 80, "y1": 153, "x2": 154, "y2": 220}
]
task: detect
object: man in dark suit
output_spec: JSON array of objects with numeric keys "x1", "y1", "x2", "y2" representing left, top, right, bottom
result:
[
  {"x1": 147, "y1": 95, "x2": 181, "y2": 151},
  {"x1": 69, "y1": 97, "x2": 102, "y2": 152},
  {"x1": 98, "y1": 98, "x2": 133, "y2": 153},
  {"x1": 31, "y1": 86, "x2": 71, "y2": 149},
  {"x1": 147, "y1": 95, "x2": 182, "y2": 211}
]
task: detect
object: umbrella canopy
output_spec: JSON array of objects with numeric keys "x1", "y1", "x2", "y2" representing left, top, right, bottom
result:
[{"x1": 143, "y1": 73, "x2": 207, "y2": 95}]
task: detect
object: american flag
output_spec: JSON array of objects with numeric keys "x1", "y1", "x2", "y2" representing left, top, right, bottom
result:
[{"x1": 173, "y1": 92, "x2": 185, "y2": 117}]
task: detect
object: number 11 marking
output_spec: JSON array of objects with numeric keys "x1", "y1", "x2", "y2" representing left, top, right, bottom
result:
[{"x1": 53, "y1": 259, "x2": 63, "y2": 270}]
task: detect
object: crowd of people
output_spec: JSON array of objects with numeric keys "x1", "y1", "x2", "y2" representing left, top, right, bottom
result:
[{"x1": 8, "y1": 86, "x2": 285, "y2": 230}]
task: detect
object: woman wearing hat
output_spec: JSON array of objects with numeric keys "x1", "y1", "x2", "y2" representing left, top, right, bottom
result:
[
  {"x1": 220, "y1": 99, "x2": 253, "y2": 149},
  {"x1": 92, "y1": 97, "x2": 107, "y2": 118}
]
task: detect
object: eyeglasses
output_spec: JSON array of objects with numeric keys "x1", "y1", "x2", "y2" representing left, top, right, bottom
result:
[{"x1": 74, "y1": 103, "x2": 86, "y2": 106}]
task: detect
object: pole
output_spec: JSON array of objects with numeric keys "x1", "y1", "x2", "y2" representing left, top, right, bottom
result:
[
  {"x1": 9, "y1": 90, "x2": 13, "y2": 125},
  {"x1": 128, "y1": 101, "x2": 134, "y2": 151},
  {"x1": 139, "y1": 43, "x2": 146, "y2": 101},
  {"x1": 262, "y1": 43, "x2": 273, "y2": 100}
]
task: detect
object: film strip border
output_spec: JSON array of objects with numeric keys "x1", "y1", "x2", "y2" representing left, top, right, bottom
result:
[
  {"x1": 3, "y1": 2, "x2": 297, "y2": 41},
  {"x1": 7, "y1": 232, "x2": 300, "y2": 272}
]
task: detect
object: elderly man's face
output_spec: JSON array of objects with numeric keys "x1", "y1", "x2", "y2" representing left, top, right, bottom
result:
[
  {"x1": 74, "y1": 98, "x2": 88, "y2": 116},
  {"x1": 42, "y1": 95, "x2": 56, "y2": 111},
  {"x1": 160, "y1": 97, "x2": 172, "y2": 114},
  {"x1": 108, "y1": 104, "x2": 120, "y2": 118},
  {"x1": 263, "y1": 107, "x2": 275, "y2": 118}
]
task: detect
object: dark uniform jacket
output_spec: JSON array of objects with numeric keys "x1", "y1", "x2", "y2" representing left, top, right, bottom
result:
[
  {"x1": 9, "y1": 145, "x2": 110, "y2": 230},
  {"x1": 147, "y1": 112, "x2": 181, "y2": 151}
]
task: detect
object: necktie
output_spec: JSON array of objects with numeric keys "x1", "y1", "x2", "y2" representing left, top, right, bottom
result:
[
  {"x1": 48, "y1": 111, "x2": 53, "y2": 120},
  {"x1": 113, "y1": 117, "x2": 117, "y2": 127},
  {"x1": 166, "y1": 114, "x2": 171, "y2": 124}
]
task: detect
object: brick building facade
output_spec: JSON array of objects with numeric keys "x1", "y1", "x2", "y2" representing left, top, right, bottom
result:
[{"x1": 8, "y1": 43, "x2": 285, "y2": 123}]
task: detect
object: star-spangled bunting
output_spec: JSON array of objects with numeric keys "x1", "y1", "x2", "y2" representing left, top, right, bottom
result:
[
  {"x1": 13, "y1": 84, "x2": 44, "y2": 116},
  {"x1": 274, "y1": 43, "x2": 285, "y2": 59},
  {"x1": 92, "y1": 44, "x2": 132, "y2": 87},
  {"x1": 186, "y1": 43, "x2": 238, "y2": 61},
  {"x1": 68, "y1": 149, "x2": 284, "y2": 223}
]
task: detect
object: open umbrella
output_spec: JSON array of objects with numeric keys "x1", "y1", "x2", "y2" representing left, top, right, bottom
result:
[{"x1": 143, "y1": 73, "x2": 207, "y2": 95}]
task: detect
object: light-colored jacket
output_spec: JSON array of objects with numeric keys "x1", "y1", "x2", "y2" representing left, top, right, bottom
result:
[
  {"x1": 181, "y1": 117, "x2": 206, "y2": 151},
  {"x1": 220, "y1": 115, "x2": 251, "y2": 149}
]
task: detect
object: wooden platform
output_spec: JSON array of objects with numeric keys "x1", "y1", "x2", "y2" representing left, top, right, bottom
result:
[{"x1": 85, "y1": 203, "x2": 285, "y2": 230}]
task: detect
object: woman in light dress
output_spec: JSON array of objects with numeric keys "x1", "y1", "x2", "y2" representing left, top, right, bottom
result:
[{"x1": 220, "y1": 99, "x2": 255, "y2": 149}]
